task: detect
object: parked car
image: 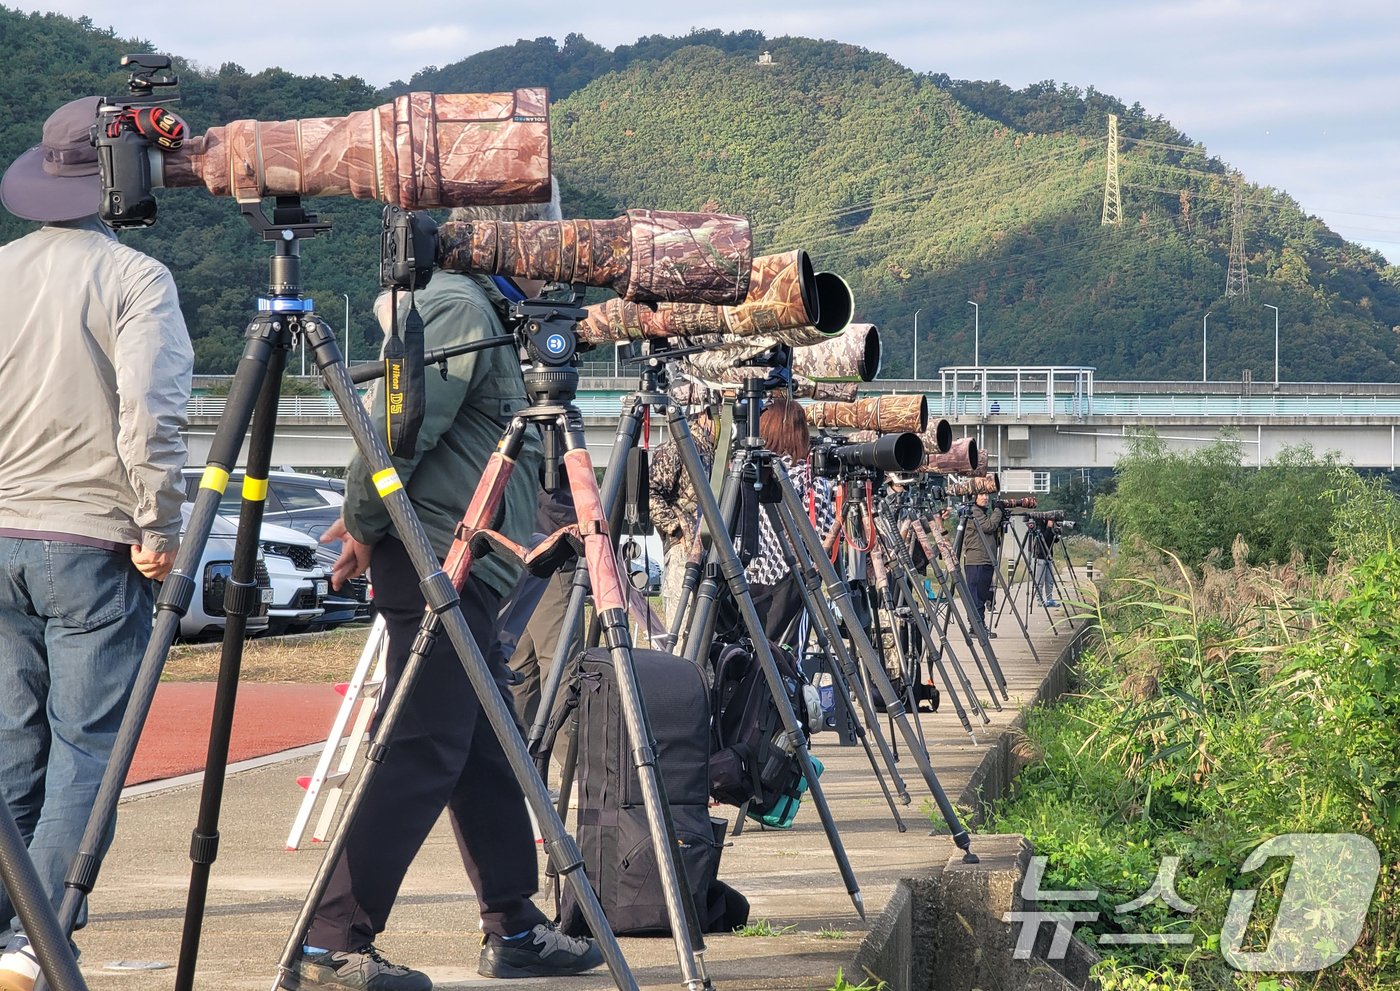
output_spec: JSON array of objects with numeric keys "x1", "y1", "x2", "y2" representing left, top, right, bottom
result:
[
  {"x1": 258, "y1": 525, "x2": 328, "y2": 636},
  {"x1": 182, "y1": 468, "x2": 370, "y2": 629},
  {"x1": 175, "y1": 504, "x2": 274, "y2": 640}
]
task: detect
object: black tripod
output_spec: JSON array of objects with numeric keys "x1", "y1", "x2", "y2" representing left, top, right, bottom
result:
[
  {"x1": 751, "y1": 413, "x2": 976, "y2": 862},
  {"x1": 955, "y1": 501, "x2": 1047, "y2": 663},
  {"x1": 998, "y1": 517, "x2": 1077, "y2": 633},
  {"x1": 867, "y1": 487, "x2": 991, "y2": 736},
  {"x1": 15, "y1": 200, "x2": 640, "y2": 991},
  {"x1": 531, "y1": 357, "x2": 870, "y2": 917}
]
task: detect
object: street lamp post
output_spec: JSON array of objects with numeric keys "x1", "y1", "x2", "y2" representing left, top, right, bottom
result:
[
  {"x1": 1264, "y1": 303, "x2": 1279, "y2": 387},
  {"x1": 342, "y1": 293, "x2": 351, "y2": 365},
  {"x1": 1203, "y1": 311, "x2": 1210, "y2": 383},
  {"x1": 967, "y1": 300, "x2": 979, "y2": 365},
  {"x1": 912, "y1": 307, "x2": 923, "y2": 379}
]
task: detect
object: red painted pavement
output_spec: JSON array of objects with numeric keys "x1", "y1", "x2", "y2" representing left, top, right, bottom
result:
[{"x1": 127, "y1": 683, "x2": 344, "y2": 786}]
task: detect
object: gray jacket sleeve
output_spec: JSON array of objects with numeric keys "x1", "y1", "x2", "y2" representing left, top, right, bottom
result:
[{"x1": 115, "y1": 259, "x2": 193, "y2": 552}]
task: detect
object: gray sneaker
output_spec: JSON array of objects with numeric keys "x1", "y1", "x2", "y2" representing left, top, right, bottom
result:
[
  {"x1": 478, "y1": 923, "x2": 603, "y2": 978},
  {"x1": 296, "y1": 945, "x2": 431, "y2": 991}
]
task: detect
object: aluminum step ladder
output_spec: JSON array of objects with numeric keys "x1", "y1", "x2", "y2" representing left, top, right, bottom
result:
[{"x1": 285, "y1": 615, "x2": 387, "y2": 850}]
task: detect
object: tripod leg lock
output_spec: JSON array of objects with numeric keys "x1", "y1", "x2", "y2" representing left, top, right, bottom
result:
[
  {"x1": 222, "y1": 577, "x2": 259, "y2": 618},
  {"x1": 62, "y1": 852, "x2": 102, "y2": 896},
  {"x1": 542, "y1": 833, "x2": 587, "y2": 877},
  {"x1": 418, "y1": 571, "x2": 460, "y2": 614},
  {"x1": 409, "y1": 625, "x2": 440, "y2": 663},
  {"x1": 154, "y1": 572, "x2": 195, "y2": 617},
  {"x1": 598, "y1": 609, "x2": 630, "y2": 649},
  {"x1": 188, "y1": 828, "x2": 220, "y2": 866}
]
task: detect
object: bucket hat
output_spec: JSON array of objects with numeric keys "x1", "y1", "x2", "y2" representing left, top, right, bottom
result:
[{"x1": 0, "y1": 96, "x2": 102, "y2": 222}]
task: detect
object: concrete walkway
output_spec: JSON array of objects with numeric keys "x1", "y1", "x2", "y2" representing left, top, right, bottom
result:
[{"x1": 71, "y1": 602, "x2": 1084, "y2": 991}]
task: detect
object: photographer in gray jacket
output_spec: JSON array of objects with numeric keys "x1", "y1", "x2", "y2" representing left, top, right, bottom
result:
[{"x1": 0, "y1": 96, "x2": 192, "y2": 991}]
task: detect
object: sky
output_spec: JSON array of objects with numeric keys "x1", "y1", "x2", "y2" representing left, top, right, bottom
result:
[{"x1": 18, "y1": 0, "x2": 1400, "y2": 262}]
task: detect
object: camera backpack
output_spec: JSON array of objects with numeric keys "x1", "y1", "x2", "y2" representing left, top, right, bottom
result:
[
  {"x1": 557, "y1": 646, "x2": 748, "y2": 937},
  {"x1": 708, "y1": 639, "x2": 824, "y2": 830}
]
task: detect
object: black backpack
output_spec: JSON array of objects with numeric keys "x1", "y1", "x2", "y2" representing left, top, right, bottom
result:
[
  {"x1": 708, "y1": 640, "x2": 823, "y2": 830},
  {"x1": 557, "y1": 646, "x2": 748, "y2": 936}
]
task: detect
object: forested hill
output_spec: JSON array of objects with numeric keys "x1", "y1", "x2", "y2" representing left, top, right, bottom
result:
[{"x1": 3, "y1": 10, "x2": 1398, "y2": 381}]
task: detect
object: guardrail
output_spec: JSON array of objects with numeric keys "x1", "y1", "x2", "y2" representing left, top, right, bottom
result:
[
  {"x1": 935, "y1": 394, "x2": 1400, "y2": 417},
  {"x1": 187, "y1": 391, "x2": 1400, "y2": 422},
  {"x1": 186, "y1": 394, "x2": 631, "y2": 419}
]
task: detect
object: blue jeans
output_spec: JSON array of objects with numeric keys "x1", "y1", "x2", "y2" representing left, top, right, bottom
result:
[{"x1": 0, "y1": 537, "x2": 153, "y2": 939}]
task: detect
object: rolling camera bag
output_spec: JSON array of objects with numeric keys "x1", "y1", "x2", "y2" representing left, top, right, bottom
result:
[
  {"x1": 708, "y1": 640, "x2": 825, "y2": 829},
  {"x1": 557, "y1": 646, "x2": 748, "y2": 937}
]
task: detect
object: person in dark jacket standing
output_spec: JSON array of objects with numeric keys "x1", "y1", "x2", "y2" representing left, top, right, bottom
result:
[
  {"x1": 299, "y1": 186, "x2": 604, "y2": 990},
  {"x1": 1029, "y1": 517, "x2": 1060, "y2": 608},
  {"x1": 0, "y1": 96, "x2": 192, "y2": 991},
  {"x1": 959, "y1": 493, "x2": 1003, "y2": 637}
]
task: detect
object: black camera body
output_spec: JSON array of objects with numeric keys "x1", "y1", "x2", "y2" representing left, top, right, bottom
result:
[
  {"x1": 93, "y1": 55, "x2": 182, "y2": 228},
  {"x1": 380, "y1": 206, "x2": 438, "y2": 291}
]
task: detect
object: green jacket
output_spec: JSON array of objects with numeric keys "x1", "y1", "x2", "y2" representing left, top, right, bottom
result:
[
  {"x1": 960, "y1": 504, "x2": 1003, "y2": 567},
  {"x1": 343, "y1": 272, "x2": 542, "y2": 598}
]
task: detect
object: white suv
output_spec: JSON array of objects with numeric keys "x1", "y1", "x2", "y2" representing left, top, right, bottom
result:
[
  {"x1": 179, "y1": 484, "x2": 327, "y2": 638},
  {"x1": 176, "y1": 504, "x2": 274, "y2": 640},
  {"x1": 258, "y1": 523, "x2": 328, "y2": 636}
]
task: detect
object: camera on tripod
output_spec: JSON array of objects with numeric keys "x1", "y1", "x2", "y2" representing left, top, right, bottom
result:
[{"x1": 809, "y1": 431, "x2": 924, "y2": 479}]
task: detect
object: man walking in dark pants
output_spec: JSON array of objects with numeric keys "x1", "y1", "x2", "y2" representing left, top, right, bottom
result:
[
  {"x1": 959, "y1": 493, "x2": 1003, "y2": 640},
  {"x1": 299, "y1": 184, "x2": 602, "y2": 991}
]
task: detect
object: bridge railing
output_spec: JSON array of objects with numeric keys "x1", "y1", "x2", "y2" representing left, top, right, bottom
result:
[
  {"x1": 186, "y1": 389, "x2": 1400, "y2": 422},
  {"x1": 934, "y1": 394, "x2": 1400, "y2": 417},
  {"x1": 186, "y1": 394, "x2": 632, "y2": 419}
]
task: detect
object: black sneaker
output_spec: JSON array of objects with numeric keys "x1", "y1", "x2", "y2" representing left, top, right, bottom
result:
[
  {"x1": 478, "y1": 923, "x2": 604, "y2": 978},
  {"x1": 296, "y1": 945, "x2": 431, "y2": 991}
]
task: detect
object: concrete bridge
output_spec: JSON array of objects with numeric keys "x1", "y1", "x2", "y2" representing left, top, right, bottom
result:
[{"x1": 183, "y1": 366, "x2": 1400, "y2": 472}]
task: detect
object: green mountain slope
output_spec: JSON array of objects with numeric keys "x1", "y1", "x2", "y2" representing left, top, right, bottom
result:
[
  {"x1": 540, "y1": 39, "x2": 1400, "y2": 380},
  {"x1": 2, "y1": 11, "x2": 1396, "y2": 380}
]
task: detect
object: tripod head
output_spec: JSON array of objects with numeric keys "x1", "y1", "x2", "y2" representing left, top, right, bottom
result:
[{"x1": 512, "y1": 287, "x2": 588, "y2": 407}]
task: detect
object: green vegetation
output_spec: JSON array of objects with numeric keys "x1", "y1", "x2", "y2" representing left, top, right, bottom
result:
[
  {"x1": 979, "y1": 442, "x2": 1400, "y2": 990},
  {"x1": 733, "y1": 918, "x2": 797, "y2": 937},
  {"x1": 1095, "y1": 435, "x2": 1355, "y2": 570},
  {"x1": 826, "y1": 969, "x2": 885, "y2": 991},
  {"x1": 1, "y1": 13, "x2": 1397, "y2": 380}
]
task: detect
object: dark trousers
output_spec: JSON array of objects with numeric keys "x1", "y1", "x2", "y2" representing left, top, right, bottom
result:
[
  {"x1": 307, "y1": 538, "x2": 548, "y2": 950},
  {"x1": 963, "y1": 563, "x2": 995, "y2": 628}
]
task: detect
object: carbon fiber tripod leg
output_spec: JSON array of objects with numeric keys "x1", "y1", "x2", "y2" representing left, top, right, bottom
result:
[
  {"x1": 968, "y1": 510, "x2": 1044, "y2": 664},
  {"x1": 771, "y1": 469, "x2": 977, "y2": 861},
  {"x1": 48, "y1": 316, "x2": 278, "y2": 948},
  {"x1": 874, "y1": 506, "x2": 992, "y2": 729},
  {"x1": 667, "y1": 408, "x2": 867, "y2": 919},
  {"x1": 765, "y1": 502, "x2": 910, "y2": 830},
  {"x1": 944, "y1": 514, "x2": 1010, "y2": 698},
  {"x1": 293, "y1": 326, "x2": 645, "y2": 991},
  {"x1": 0, "y1": 803, "x2": 85, "y2": 991}
]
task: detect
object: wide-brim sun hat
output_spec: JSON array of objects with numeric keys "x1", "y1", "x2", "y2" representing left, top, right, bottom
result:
[{"x1": 0, "y1": 96, "x2": 103, "y2": 223}]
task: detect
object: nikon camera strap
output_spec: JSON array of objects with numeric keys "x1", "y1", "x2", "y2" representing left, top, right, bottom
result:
[{"x1": 382, "y1": 287, "x2": 426, "y2": 458}]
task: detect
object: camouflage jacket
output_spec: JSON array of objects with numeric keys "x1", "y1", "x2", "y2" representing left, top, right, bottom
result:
[{"x1": 648, "y1": 422, "x2": 716, "y2": 546}]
